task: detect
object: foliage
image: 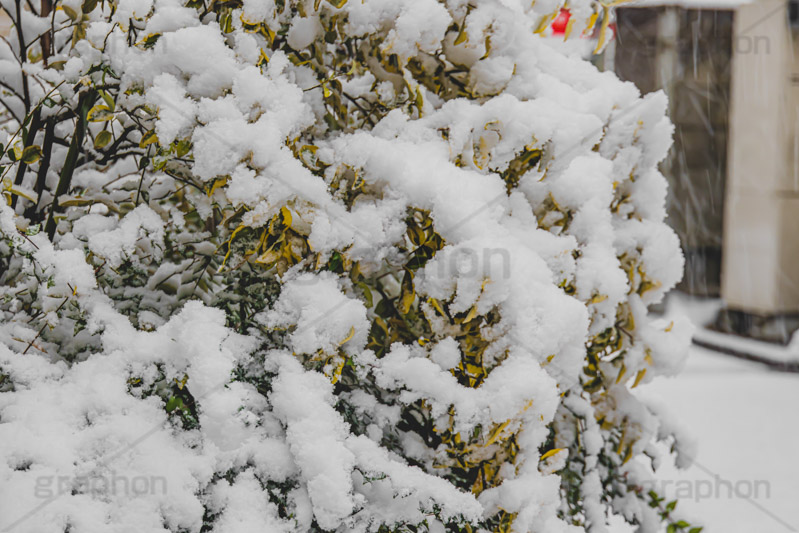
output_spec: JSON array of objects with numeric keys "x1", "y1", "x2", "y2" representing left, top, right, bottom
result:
[{"x1": 0, "y1": 0, "x2": 696, "y2": 531}]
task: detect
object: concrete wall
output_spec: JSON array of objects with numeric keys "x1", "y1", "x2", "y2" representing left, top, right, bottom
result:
[{"x1": 722, "y1": 0, "x2": 799, "y2": 313}]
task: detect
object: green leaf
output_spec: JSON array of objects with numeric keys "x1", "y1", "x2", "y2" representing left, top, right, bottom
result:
[
  {"x1": 165, "y1": 396, "x2": 183, "y2": 413},
  {"x1": 136, "y1": 33, "x2": 161, "y2": 49},
  {"x1": 62, "y1": 4, "x2": 79, "y2": 20},
  {"x1": 399, "y1": 269, "x2": 415, "y2": 314},
  {"x1": 81, "y1": 0, "x2": 98, "y2": 13},
  {"x1": 175, "y1": 139, "x2": 191, "y2": 158},
  {"x1": 356, "y1": 281, "x2": 373, "y2": 307},
  {"x1": 7, "y1": 146, "x2": 20, "y2": 162},
  {"x1": 665, "y1": 500, "x2": 677, "y2": 512},
  {"x1": 374, "y1": 297, "x2": 392, "y2": 319},
  {"x1": 328, "y1": 251, "x2": 343, "y2": 273},
  {"x1": 20, "y1": 145, "x2": 42, "y2": 164},
  {"x1": 94, "y1": 130, "x2": 113, "y2": 149},
  {"x1": 220, "y1": 10, "x2": 233, "y2": 33},
  {"x1": 71, "y1": 22, "x2": 87, "y2": 48},
  {"x1": 99, "y1": 90, "x2": 115, "y2": 111}
]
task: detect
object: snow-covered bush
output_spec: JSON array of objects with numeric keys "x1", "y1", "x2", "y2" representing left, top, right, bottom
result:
[{"x1": 0, "y1": 0, "x2": 699, "y2": 531}]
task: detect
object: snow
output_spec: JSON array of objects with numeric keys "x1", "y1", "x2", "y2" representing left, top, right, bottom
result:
[
  {"x1": 81, "y1": 205, "x2": 166, "y2": 269},
  {"x1": 610, "y1": 345, "x2": 799, "y2": 533},
  {"x1": 270, "y1": 354, "x2": 358, "y2": 530},
  {"x1": 0, "y1": 0, "x2": 697, "y2": 529},
  {"x1": 261, "y1": 272, "x2": 369, "y2": 356}
]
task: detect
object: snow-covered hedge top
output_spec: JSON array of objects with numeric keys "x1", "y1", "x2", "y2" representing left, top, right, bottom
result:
[{"x1": 0, "y1": 0, "x2": 696, "y2": 531}]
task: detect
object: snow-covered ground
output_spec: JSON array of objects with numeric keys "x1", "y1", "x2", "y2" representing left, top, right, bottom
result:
[{"x1": 612, "y1": 345, "x2": 799, "y2": 532}]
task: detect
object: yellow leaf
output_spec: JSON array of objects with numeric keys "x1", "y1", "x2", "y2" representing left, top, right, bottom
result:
[
  {"x1": 540, "y1": 448, "x2": 564, "y2": 461},
  {"x1": 58, "y1": 196, "x2": 95, "y2": 207},
  {"x1": 584, "y1": 11, "x2": 599, "y2": 35},
  {"x1": 339, "y1": 326, "x2": 355, "y2": 346},
  {"x1": 207, "y1": 176, "x2": 228, "y2": 197},
  {"x1": 463, "y1": 305, "x2": 478, "y2": 323},
  {"x1": 255, "y1": 248, "x2": 280, "y2": 265},
  {"x1": 615, "y1": 363, "x2": 626, "y2": 384},
  {"x1": 139, "y1": 130, "x2": 158, "y2": 148},
  {"x1": 563, "y1": 17, "x2": 576, "y2": 40},
  {"x1": 4, "y1": 187, "x2": 37, "y2": 203},
  {"x1": 399, "y1": 282, "x2": 415, "y2": 314},
  {"x1": 632, "y1": 368, "x2": 647, "y2": 388},
  {"x1": 87, "y1": 105, "x2": 114, "y2": 122},
  {"x1": 622, "y1": 445, "x2": 634, "y2": 464},
  {"x1": 534, "y1": 10, "x2": 558, "y2": 34},
  {"x1": 592, "y1": 7, "x2": 611, "y2": 55},
  {"x1": 589, "y1": 293, "x2": 608, "y2": 304},
  {"x1": 219, "y1": 225, "x2": 247, "y2": 271},
  {"x1": 464, "y1": 362, "x2": 484, "y2": 376},
  {"x1": 429, "y1": 297, "x2": 445, "y2": 316},
  {"x1": 280, "y1": 206, "x2": 292, "y2": 227},
  {"x1": 454, "y1": 24, "x2": 468, "y2": 45},
  {"x1": 485, "y1": 420, "x2": 511, "y2": 446}
]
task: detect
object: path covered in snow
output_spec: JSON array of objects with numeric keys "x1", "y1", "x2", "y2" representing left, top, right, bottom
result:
[{"x1": 612, "y1": 346, "x2": 799, "y2": 532}]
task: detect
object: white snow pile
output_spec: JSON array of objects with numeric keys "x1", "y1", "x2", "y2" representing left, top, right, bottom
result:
[{"x1": 0, "y1": 0, "x2": 696, "y2": 531}]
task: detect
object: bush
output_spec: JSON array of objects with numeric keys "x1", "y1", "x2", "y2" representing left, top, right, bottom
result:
[{"x1": 0, "y1": 0, "x2": 698, "y2": 531}]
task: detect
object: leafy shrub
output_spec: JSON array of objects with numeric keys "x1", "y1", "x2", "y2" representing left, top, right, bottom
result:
[{"x1": 0, "y1": 0, "x2": 698, "y2": 531}]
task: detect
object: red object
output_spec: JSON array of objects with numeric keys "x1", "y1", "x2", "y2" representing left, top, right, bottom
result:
[{"x1": 551, "y1": 9, "x2": 571, "y2": 35}]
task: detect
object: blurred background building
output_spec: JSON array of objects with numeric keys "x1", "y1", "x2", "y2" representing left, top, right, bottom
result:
[{"x1": 610, "y1": 0, "x2": 799, "y2": 343}]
